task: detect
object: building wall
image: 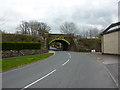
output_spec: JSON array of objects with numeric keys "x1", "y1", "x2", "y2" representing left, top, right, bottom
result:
[
  {"x1": 102, "y1": 31, "x2": 119, "y2": 54},
  {"x1": 101, "y1": 36, "x2": 104, "y2": 53},
  {"x1": 118, "y1": 31, "x2": 120, "y2": 54}
]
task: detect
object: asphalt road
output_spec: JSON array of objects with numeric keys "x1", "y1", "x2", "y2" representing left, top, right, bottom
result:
[{"x1": 2, "y1": 51, "x2": 117, "y2": 88}]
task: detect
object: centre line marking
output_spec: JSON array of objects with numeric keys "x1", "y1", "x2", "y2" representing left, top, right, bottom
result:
[
  {"x1": 68, "y1": 53, "x2": 71, "y2": 59},
  {"x1": 62, "y1": 59, "x2": 70, "y2": 66},
  {"x1": 21, "y1": 69, "x2": 56, "y2": 90}
]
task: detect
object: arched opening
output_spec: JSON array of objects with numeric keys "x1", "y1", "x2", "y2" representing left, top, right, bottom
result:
[{"x1": 49, "y1": 38, "x2": 70, "y2": 51}]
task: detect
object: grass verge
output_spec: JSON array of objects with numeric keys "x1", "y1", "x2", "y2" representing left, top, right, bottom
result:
[{"x1": 0, "y1": 53, "x2": 54, "y2": 71}]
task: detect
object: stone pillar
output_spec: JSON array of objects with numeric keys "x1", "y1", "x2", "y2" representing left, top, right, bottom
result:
[{"x1": 44, "y1": 33, "x2": 49, "y2": 50}]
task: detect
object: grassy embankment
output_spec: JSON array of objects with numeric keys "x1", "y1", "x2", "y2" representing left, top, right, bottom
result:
[
  {"x1": 0, "y1": 53, "x2": 54, "y2": 71},
  {"x1": 77, "y1": 38, "x2": 101, "y2": 52}
]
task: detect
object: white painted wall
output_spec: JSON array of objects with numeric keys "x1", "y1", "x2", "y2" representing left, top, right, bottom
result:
[
  {"x1": 118, "y1": 31, "x2": 120, "y2": 54},
  {"x1": 102, "y1": 31, "x2": 119, "y2": 54}
]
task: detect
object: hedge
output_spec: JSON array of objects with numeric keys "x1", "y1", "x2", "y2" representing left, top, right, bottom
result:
[{"x1": 1, "y1": 42, "x2": 41, "y2": 50}]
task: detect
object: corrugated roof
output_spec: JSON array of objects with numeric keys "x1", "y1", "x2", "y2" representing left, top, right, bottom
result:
[{"x1": 101, "y1": 22, "x2": 120, "y2": 35}]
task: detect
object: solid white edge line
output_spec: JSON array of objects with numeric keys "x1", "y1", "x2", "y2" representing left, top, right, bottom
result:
[
  {"x1": 21, "y1": 69, "x2": 56, "y2": 90},
  {"x1": 62, "y1": 59, "x2": 70, "y2": 66},
  {"x1": 104, "y1": 66, "x2": 118, "y2": 87}
]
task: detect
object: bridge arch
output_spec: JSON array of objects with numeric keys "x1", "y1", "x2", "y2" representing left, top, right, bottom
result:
[{"x1": 49, "y1": 38, "x2": 70, "y2": 51}]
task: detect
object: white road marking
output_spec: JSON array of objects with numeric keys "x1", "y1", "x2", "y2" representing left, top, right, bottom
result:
[
  {"x1": 104, "y1": 65, "x2": 118, "y2": 87},
  {"x1": 68, "y1": 53, "x2": 71, "y2": 59},
  {"x1": 21, "y1": 69, "x2": 56, "y2": 90},
  {"x1": 62, "y1": 59, "x2": 70, "y2": 66},
  {"x1": 70, "y1": 55, "x2": 71, "y2": 59},
  {"x1": 3, "y1": 53, "x2": 55, "y2": 74},
  {"x1": 68, "y1": 53, "x2": 70, "y2": 55}
]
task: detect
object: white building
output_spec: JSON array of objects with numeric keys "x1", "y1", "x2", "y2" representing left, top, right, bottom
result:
[{"x1": 101, "y1": 22, "x2": 120, "y2": 55}]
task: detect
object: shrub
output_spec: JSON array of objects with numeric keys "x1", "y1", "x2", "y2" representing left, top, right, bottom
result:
[{"x1": 1, "y1": 42, "x2": 41, "y2": 50}]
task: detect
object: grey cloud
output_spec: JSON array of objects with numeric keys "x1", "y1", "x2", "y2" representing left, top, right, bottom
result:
[
  {"x1": 72, "y1": 6, "x2": 117, "y2": 27},
  {"x1": 47, "y1": 1, "x2": 119, "y2": 33},
  {"x1": 0, "y1": 0, "x2": 119, "y2": 33}
]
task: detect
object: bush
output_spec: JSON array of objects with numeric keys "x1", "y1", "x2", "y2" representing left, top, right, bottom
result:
[{"x1": 1, "y1": 42, "x2": 41, "y2": 50}]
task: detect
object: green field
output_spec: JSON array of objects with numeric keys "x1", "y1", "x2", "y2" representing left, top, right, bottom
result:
[{"x1": 0, "y1": 53, "x2": 54, "y2": 71}]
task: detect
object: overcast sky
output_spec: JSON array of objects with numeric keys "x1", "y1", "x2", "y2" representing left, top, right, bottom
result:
[{"x1": 0, "y1": 0, "x2": 119, "y2": 33}]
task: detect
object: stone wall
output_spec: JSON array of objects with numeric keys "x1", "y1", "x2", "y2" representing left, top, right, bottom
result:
[{"x1": 2, "y1": 49, "x2": 48, "y2": 58}]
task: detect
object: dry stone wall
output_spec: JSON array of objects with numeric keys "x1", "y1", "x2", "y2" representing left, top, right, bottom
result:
[{"x1": 2, "y1": 49, "x2": 48, "y2": 58}]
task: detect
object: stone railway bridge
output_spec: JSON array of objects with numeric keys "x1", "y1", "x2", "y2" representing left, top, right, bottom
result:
[{"x1": 44, "y1": 34, "x2": 79, "y2": 51}]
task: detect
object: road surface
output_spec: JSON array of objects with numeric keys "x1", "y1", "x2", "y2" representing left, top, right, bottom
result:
[{"x1": 2, "y1": 51, "x2": 117, "y2": 89}]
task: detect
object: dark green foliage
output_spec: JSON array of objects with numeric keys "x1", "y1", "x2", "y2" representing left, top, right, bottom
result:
[
  {"x1": 2, "y1": 42, "x2": 41, "y2": 50},
  {"x1": 77, "y1": 38, "x2": 101, "y2": 52}
]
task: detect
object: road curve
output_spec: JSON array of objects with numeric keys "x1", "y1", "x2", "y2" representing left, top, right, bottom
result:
[{"x1": 2, "y1": 51, "x2": 117, "y2": 88}]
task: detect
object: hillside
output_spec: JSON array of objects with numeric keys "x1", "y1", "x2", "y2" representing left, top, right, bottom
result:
[{"x1": 77, "y1": 38, "x2": 101, "y2": 52}]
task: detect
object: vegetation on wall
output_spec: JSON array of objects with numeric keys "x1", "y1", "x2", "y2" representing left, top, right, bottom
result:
[
  {"x1": 2, "y1": 34, "x2": 42, "y2": 43},
  {"x1": 1, "y1": 34, "x2": 46, "y2": 50},
  {"x1": 77, "y1": 38, "x2": 101, "y2": 52}
]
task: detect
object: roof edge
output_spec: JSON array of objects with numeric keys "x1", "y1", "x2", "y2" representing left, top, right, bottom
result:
[{"x1": 101, "y1": 22, "x2": 120, "y2": 35}]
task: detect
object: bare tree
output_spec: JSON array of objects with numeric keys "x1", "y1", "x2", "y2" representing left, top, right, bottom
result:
[
  {"x1": 0, "y1": 17, "x2": 5, "y2": 26},
  {"x1": 82, "y1": 30, "x2": 89, "y2": 38},
  {"x1": 17, "y1": 20, "x2": 51, "y2": 37},
  {"x1": 60, "y1": 22, "x2": 78, "y2": 35},
  {"x1": 0, "y1": 17, "x2": 5, "y2": 33},
  {"x1": 79, "y1": 26, "x2": 101, "y2": 38},
  {"x1": 17, "y1": 21, "x2": 29, "y2": 35},
  {"x1": 87, "y1": 27, "x2": 100, "y2": 38},
  {"x1": 78, "y1": 27, "x2": 89, "y2": 38},
  {"x1": 29, "y1": 21, "x2": 50, "y2": 36}
]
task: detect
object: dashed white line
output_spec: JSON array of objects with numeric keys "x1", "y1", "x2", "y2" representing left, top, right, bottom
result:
[
  {"x1": 69, "y1": 55, "x2": 71, "y2": 59},
  {"x1": 62, "y1": 59, "x2": 70, "y2": 66},
  {"x1": 68, "y1": 53, "x2": 70, "y2": 56},
  {"x1": 21, "y1": 52, "x2": 71, "y2": 89},
  {"x1": 21, "y1": 69, "x2": 56, "y2": 90},
  {"x1": 68, "y1": 53, "x2": 71, "y2": 59}
]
